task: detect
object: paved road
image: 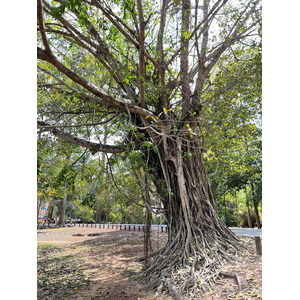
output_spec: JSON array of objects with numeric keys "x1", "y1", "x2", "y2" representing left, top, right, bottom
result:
[
  {"x1": 38, "y1": 223, "x2": 262, "y2": 237},
  {"x1": 94, "y1": 224, "x2": 262, "y2": 237},
  {"x1": 229, "y1": 227, "x2": 262, "y2": 237}
]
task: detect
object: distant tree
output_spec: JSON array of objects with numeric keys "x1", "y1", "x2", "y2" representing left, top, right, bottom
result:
[{"x1": 204, "y1": 48, "x2": 262, "y2": 228}]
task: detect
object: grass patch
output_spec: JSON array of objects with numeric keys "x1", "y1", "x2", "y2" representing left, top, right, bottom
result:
[{"x1": 37, "y1": 243, "x2": 92, "y2": 300}]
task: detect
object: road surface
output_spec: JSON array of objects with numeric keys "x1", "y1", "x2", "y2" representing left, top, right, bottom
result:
[
  {"x1": 38, "y1": 223, "x2": 262, "y2": 237},
  {"x1": 229, "y1": 227, "x2": 262, "y2": 237}
]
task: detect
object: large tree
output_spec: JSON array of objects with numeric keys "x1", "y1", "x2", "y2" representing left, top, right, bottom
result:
[{"x1": 37, "y1": 0, "x2": 261, "y2": 296}]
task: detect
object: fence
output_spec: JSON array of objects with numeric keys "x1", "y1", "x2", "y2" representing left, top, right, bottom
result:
[{"x1": 76, "y1": 223, "x2": 168, "y2": 232}]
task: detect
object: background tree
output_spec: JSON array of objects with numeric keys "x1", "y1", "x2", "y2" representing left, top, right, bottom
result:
[
  {"x1": 37, "y1": 0, "x2": 261, "y2": 296},
  {"x1": 202, "y1": 47, "x2": 262, "y2": 228}
]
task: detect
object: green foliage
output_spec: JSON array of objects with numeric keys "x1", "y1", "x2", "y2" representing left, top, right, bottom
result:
[
  {"x1": 203, "y1": 46, "x2": 262, "y2": 224},
  {"x1": 81, "y1": 191, "x2": 96, "y2": 208},
  {"x1": 73, "y1": 200, "x2": 95, "y2": 223},
  {"x1": 54, "y1": 165, "x2": 77, "y2": 192},
  {"x1": 129, "y1": 151, "x2": 145, "y2": 169},
  {"x1": 38, "y1": 0, "x2": 262, "y2": 228}
]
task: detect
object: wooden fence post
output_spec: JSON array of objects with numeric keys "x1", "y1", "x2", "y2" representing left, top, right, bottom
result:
[{"x1": 254, "y1": 236, "x2": 262, "y2": 256}]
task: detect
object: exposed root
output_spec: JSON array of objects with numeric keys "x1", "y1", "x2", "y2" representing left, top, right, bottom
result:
[
  {"x1": 166, "y1": 280, "x2": 183, "y2": 300},
  {"x1": 136, "y1": 248, "x2": 163, "y2": 262},
  {"x1": 140, "y1": 228, "x2": 249, "y2": 298},
  {"x1": 138, "y1": 135, "x2": 252, "y2": 298}
]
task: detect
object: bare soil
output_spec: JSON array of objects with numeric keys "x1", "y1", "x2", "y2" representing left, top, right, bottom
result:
[{"x1": 37, "y1": 226, "x2": 261, "y2": 299}]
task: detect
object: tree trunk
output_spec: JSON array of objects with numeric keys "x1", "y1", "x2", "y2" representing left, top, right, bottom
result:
[
  {"x1": 57, "y1": 182, "x2": 67, "y2": 226},
  {"x1": 224, "y1": 193, "x2": 227, "y2": 222},
  {"x1": 235, "y1": 191, "x2": 238, "y2": 224},
  {"x1": 250, "y1": 180, "x2": 261, "y2": 228},
  {"x1": 245, "y1": 190, "x2": 253, "y2": 228},
  {"x1": 253, "y1": 204, "x2": 261, "y2": 228},
  {"x1": 244, "y1": 134, "x2": 261, "y2": 229},
  {"x1": 246, "y1": 203, "x2": 252, "y2": 228},
  {"x1": 95, "y1": 200, "x2": 102, "y2": 223},
  {"x1": 142, "y1": 134, "x2": 244, "y2": 295},
  {"x1": 37, "y1": 200, "x2": 41, "y2": 224},
  {"x1": 144, "y1": 202, "x2": 152, "y2": 268},
  {"x1": 48, "y1": 202, "x2": 54, "y2": 220}
]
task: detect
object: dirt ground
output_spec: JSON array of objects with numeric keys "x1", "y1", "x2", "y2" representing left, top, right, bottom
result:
[{"x1": 37, "y1": 226, "x2": 262, "y2": 299}]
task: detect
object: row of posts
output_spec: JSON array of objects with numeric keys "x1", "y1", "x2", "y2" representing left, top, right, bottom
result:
[
  {"x1": 77, "y1": 223, "x2": 168, "y2": 232},
  {"x1": 76, "y1": 223, "x2": 261, "y2": 255}
]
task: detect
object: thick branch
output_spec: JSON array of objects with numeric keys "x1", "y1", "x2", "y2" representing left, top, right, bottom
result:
[
  {"x1": 156, "y1": 0, "x2": 169, "y2": 65},
  {"x1": 37, "y1": 48, "x2": 159, "y2": 122},
  {"x1": 37, "y1": 0, "x2": 52, "y2": 55},
  {"x1": 136, "y1": 0, "x2": 146, "y2": 109},
  {"x1": 165, "y1": 0, "x2": 226, "y2": 68},
  {"x1": 43, "y1": 1, "x2": 135, "y2": 101},
  {"x1": 90, "y1": 0, "x2": 162, "y2": 74},
  {"x1": 37, "y1": 119, "x2": 125, "y2": 154},
  {"x1": 205, "y1": 0, "x2": 261, "y2": 71},
  {"x1": 37, "y1": 113, "x2": 119, "y2": 129},
  {"x1": 181, "y1": 0, "x2": 191, "y2": 113}
]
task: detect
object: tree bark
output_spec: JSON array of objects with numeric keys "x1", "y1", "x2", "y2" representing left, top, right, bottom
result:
[
  {"x1": 57, "y1": 182, "x2": 67, "y2": 226},
  {"x1": 254, "y1": 236, "x2": 262, "y2": 256},
  {"x1": 245, "y1": 190, "x2": 253, "y2": 228},
  {"x1": 143, "y1": 133, "x2": 243, "y2": 294},
  {"x1": 37, "y1": 200, "x2": 41, "y2": 224},
  {"x1": 48, "y1": 202, "x2": 54, "y2": 220},
  {"x1": 253, "y1": 204, "x2": 261, "y2": 228},
  {"x1": 224, "y1": 193, "x2": 227, "y2": 221},
  {"x1": 235, "y1": 191, "x2": 238, "y2": 224},
  {"x1": 95, "y1": 201, "x2": 102, "y2": 224},
  {"x1": 250, "y1": 180, "x2": 261, "y2": 228}
]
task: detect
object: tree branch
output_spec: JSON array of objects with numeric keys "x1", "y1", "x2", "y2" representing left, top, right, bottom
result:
[
  {"x1": 37, "y1": 119, "x2": 125, "y2": 154},
  {"x1": 37, "y1": 112, "x2": 119, "y2": 129},
  {"x1": 180, "y1": 0, "x2": 192, "y2": 115},
  {"x1": 37, "y1": 0, "x2": 52, "y2": 55},
  {"x1": 136, "y1": 0, "x2": 146, "y2": 109},
  {"x1": 37, "y1": 47, "x2": 159, "y2": 122},
  {"x1": 165, "y1": 0, "x2": 226, "y2": 68},
  {"x1": 90, "y1": 0, "x2": 162, "y2": 74}
]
